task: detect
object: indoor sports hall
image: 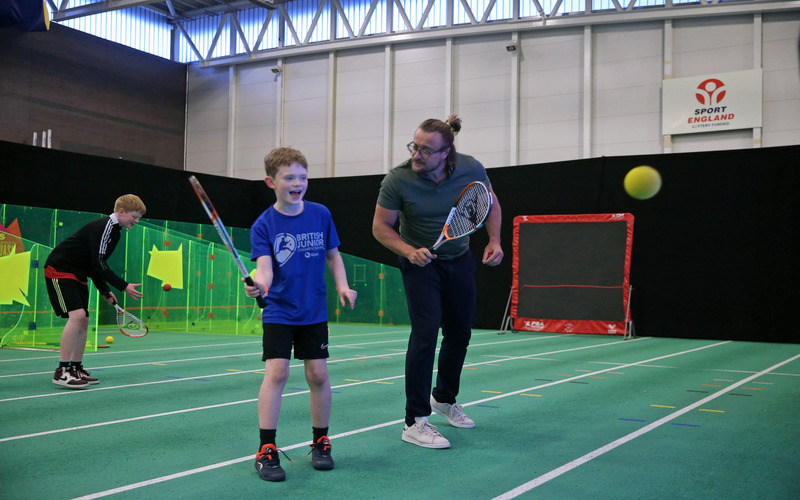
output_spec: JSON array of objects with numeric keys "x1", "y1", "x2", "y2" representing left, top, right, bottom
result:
[{"x1": 2, "y1": 1, "x2": 799, "y2": 499}]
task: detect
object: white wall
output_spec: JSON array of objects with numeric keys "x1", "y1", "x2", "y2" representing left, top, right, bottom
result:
[
  {"x1": 234, "y1": 63, "x2": 279, "y2": 180},
  {"x1": 185, "y1": 10, "x2": 800, "y2": 179},
  {"x1": 334, "y1": 47, "x2": 386, "y2": 177},
  {"x1": 519, "y1": 27, "x2": 584, "y2": 165},
  {"x1": 762, "y1": 13, "x2": 800, "y2": 148},
  {"x1": 186, "y1": 66, "x2": 230, "y2": 176}
]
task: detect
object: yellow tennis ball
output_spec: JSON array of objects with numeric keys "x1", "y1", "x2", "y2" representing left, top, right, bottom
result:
[
  {"x1": 106, "y1": 336, "x2": 114, "y2": 344},
  {"x1": 624, "y1": 166, "x2": 662, "y2": 200}
]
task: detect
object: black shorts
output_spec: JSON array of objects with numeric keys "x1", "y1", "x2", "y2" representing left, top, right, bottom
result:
[
  {"x1": 262, "y1": 322, "x2": 329, "y2": 361},
  {"x1": 45, "y1": 277, "x2": 89, "y2": 318}
]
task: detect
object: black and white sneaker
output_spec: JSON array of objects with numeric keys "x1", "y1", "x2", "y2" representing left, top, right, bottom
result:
[
  {"x1": 53, "y1": 367, "x2": 89, "y2": 389},
  {"x1": 255, "y1": 444, "x2": 286, "y2": 482}
]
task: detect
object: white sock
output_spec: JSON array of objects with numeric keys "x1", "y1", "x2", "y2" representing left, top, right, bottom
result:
[{"x1": 414, "y1": 416, "x2": 429, "y2": 425}]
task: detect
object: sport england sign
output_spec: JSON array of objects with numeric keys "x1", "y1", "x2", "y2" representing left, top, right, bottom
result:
[{"x1": 662, "y1": 69, "x2": 762, "y2": 135}]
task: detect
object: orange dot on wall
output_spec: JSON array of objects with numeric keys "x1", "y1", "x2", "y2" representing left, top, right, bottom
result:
[{"x1": 208, "y1": 283, "x2": 215, "y2": 290}]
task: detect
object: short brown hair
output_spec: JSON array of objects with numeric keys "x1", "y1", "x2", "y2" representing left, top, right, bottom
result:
[
  {"x1": 114, "y1": 194, "x2": 146, "y2": 215},
  {"x1": 264, "y1": 147, "x2": 309, "y2": 178}
]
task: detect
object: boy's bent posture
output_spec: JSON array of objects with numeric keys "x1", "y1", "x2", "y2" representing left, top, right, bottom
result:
[{"x1": 46, "y1": 194, "x2": 146, "y2": 389}]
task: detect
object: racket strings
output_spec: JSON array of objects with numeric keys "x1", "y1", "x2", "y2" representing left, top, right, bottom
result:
[
  {"x1": 117, "y1": 311, "x2": 146, "y2": 335},
  {"x1": 447, "y1": 185, "x2": 491, "y2": 237}
]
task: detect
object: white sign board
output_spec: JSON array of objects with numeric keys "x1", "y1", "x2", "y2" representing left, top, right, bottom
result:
[{"x1": 662, "y1": 69, "x2": 762, "y2": 135}]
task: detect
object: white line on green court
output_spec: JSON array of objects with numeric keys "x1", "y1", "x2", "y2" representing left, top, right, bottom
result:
[
  {"x1": 2, "y1": 337, "x2": 642, "y2": 437},
  {"x1": 491, "y1": 351, "x2": 800, "y2": 499},
  {"x1": 69, "y1": 339, "x2": 743, "y2": 500},
  {"x1": 0, "y1": 331, "x2": 565, "y2": 389},
  {"x1": 0, "y1": 329, "x2": 518, "y2": 378},
  {"x1": 0, "y1": 340, "x2": 261, "y2": 363}
]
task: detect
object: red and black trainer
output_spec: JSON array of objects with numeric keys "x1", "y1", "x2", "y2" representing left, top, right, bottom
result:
[
  {"x1": 309, "y1": 436, "x2": 334, "y2": 470},
  {"x1": 255, "y1": 444, "x2": 286, "y2": 482}
]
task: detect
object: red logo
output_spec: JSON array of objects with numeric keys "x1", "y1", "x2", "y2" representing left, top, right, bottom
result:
[{"x1": 696, "y1": 78, "x2": 726, "y2": 106}]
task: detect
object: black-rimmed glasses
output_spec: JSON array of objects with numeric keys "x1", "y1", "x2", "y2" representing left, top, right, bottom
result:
[{"x1": 407, "y1": 141, "x2": 448, "y2": 159}]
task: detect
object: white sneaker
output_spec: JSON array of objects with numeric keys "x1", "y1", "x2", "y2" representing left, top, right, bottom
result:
[
  {"x1": 402, "y1": 418, "x2": 450, "y2": 449},
  {"x1": 430, "y1": 395, "x2": 475, "y2": 428},
  {"x1": 52, "y1": 367, "x2": 88, "y2": 389}
]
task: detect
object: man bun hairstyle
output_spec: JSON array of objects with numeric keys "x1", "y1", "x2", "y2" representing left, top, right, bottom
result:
[{"x1": 418, "y1": 114, "x2": 462, "y2": 168}]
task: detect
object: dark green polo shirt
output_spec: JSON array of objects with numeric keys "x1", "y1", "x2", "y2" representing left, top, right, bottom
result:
[{"x1": 376, "y1": 153, "x2": 491, "y2": 260}]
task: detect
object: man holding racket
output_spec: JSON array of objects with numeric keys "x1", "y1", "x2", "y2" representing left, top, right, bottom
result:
[
  {"x1": 45, "y1": 194, "x2": 146, "y2": 389},
  {"x1": 373, "y1": 115, "x2": 503, "y2": 449},
  {"x1": 243, "y1": 147, "x2": 357, "y2": 481}
]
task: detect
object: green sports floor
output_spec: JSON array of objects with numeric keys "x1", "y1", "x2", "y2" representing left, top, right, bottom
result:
[{"x1": 1, "y1": 326, "x2": 798, "y2": 499}]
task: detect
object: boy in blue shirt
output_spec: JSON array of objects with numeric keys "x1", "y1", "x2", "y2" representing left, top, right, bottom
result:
[{"x1": 244, "y1": 147, "x2": 357, "y2": 482}]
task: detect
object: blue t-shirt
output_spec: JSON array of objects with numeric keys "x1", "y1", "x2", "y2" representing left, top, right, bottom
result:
[{"x1": 250, "y1": 201, "x2": 340, "y2": 325}]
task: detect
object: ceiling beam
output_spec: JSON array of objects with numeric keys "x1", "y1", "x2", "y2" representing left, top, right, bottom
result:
[{"x1": 52, "y1": 0, "x2": 279, "y2": 22}]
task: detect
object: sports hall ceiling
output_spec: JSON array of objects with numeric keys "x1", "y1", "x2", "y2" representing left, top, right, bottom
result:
[
  {"x1": 46, "y1": 0, "x2": 800, "y2": 67},
  {"x1": 52, "y1": 0, "x2": 287, "y2": 22}
]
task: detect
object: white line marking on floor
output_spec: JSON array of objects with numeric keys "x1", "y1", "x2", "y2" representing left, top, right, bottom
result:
[
  {"x1": 71, "y1": 340, "x2": 752, "y2": 500},
  {"x1": 491, "y1": 351, "x2": 800, "y2": 499}
]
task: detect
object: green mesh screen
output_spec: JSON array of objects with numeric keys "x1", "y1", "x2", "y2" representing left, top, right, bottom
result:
[{"x1": 0, "y1": 204, "x2": 409, "y2": 351}]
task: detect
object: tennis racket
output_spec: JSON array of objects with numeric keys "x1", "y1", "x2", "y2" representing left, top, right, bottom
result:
[
  {"x1": 431, "y1": 181, "x2": 493, "y2": 251},
  {"x1": 188, "y1": 175, "x2": 268, "y2": 308},
  {"x1": 113, "y1": 302, "x2": 149, "y2": 337}
]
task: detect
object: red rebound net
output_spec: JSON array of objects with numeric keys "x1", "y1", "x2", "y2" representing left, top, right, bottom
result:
[{"x1": 511, "y1": 213, "x2": 634, "y2": 335}]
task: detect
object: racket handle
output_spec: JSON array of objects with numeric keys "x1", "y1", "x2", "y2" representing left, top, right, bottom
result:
[{"x1": 244, "y1": 276, "x2": 268, "y2": 308}]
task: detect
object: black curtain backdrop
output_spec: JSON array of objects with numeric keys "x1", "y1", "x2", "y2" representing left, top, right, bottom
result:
[{"x1": 2, "y1": 140, "x2": 798, "y2": 343}]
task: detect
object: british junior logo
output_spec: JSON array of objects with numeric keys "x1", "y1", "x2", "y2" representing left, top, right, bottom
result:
[
  {"x1": 275, "y1": 232, "x2": 325, "y2": 266},
  {"x1": 274, "y1": 233, "x2": 297, "y2": 266}
]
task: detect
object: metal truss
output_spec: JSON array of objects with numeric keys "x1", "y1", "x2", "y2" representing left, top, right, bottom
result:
[{"x1": 48, "y1": 0, "x2": 800, "y2": 66}]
